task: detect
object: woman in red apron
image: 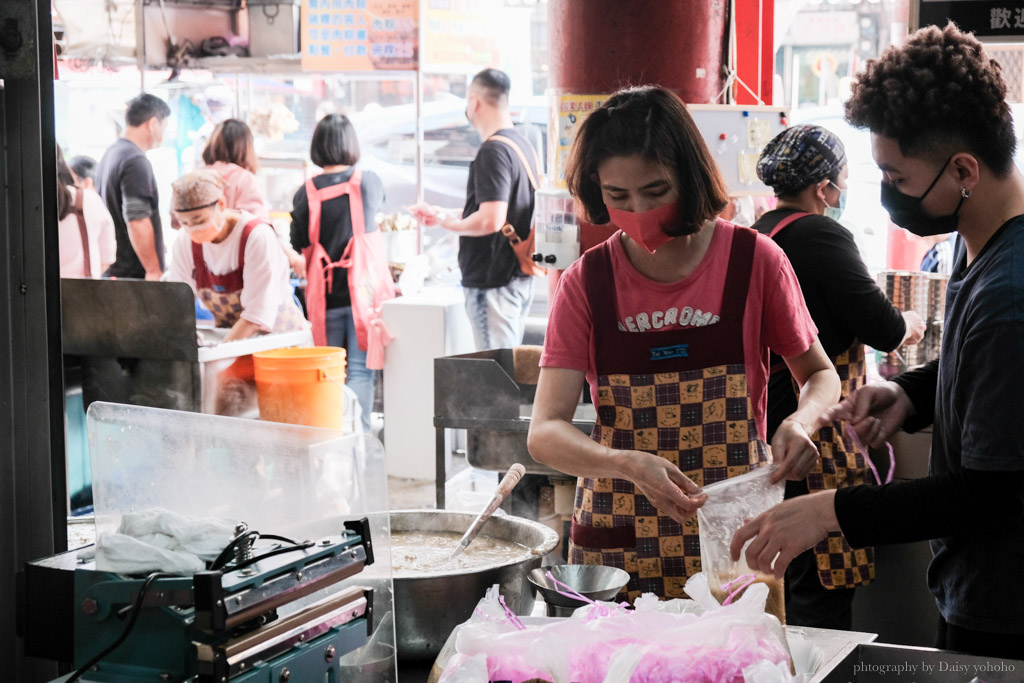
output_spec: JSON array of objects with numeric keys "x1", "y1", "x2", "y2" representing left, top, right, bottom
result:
[
  {"x1": 289, "y1": 114, "x2": 386, "y2": 433},
  {"x1": 529, "y1": 86, "x2": 840, "y2": 601},
  {"x1": 168, "y1": 170, "x2": 308, "y2": 413},
  {"x1": 751, "y1": 124, "x2": 925, "y2": 628}
]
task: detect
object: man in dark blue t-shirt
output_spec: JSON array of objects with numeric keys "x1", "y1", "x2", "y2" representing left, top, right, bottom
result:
[
  {"x1": 410, "y1": 68, "x2": 539, "y2": 350},
  {"x1": 731, "y1": 24, "x2": 1024, "y2": 660},
  {"x1": 96, "y1": 93, "x2": 170, "y2": 279}
]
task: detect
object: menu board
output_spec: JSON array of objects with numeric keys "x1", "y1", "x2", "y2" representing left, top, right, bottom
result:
[{"x1": 301, "y1": 0, "x2": 418, "y2": 71}]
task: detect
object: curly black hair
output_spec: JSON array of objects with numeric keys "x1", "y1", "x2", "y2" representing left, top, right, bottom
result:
[{"x1": 845, "y1": 23, "x2": 1016, "y2": 176}]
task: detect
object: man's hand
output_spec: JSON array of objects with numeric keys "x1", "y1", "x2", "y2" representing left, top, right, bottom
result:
[
  {"x1": 822, "y1": 381, "x2": 914, "y2": 448},
  {"x1": 730, "y1": 490, "x2": 838, "y2": 579},
  {"x1": 127, "y1": 217, "x2": 164, "y2": 279},
  {"x1": 769, "y1": 418, "x2": 820, "y2": 483},
  {"x1": 901, "y1": 310, "x2": 926, "y2": 346},
  {"x1": 407, "y1": 202, "x2": 443, "y2": 226}
]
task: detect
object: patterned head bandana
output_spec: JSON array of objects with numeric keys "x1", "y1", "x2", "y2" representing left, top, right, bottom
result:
[
  {"x1": 171, "y1": 169, "x2": 225, "y2": 212},
  {"x1": 756, "y1": 124, "x2": 847, "y2": 197}
]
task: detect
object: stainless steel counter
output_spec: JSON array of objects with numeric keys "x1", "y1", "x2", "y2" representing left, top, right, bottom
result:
[{"x1": 434, "y1": 349, "x2": 589, "y2": 508}]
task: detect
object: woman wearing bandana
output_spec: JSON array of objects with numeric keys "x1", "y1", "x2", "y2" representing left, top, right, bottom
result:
[
  {"x1": 168, "y1": 169, "x2": 307, "y2": 342},
  {"x1": 734, "y1": 25, "x2": 1024, "y2": 659},
  {"x1": 528, "y1": 86, "x2": 840, "y2": 602},
  {"x1": 751, "y1": 124, "x2": 925, "y2": 629}
]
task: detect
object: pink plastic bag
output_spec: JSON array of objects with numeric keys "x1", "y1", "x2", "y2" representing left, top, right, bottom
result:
[{"x1": 440, "y1": 579, "x2": 795, "y2": 683}]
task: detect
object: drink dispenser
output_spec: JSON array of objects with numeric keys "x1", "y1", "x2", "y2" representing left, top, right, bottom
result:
[{"x1": 531, "y1": 188, "x2": 580, "y2": 270}]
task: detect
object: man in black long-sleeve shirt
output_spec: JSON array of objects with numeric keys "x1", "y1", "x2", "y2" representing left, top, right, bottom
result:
[
  {"x1": 733, "y1": 24, "x2": 1024, "y2": 659},
  {"x1": 753, "y1": 124, "x2": 925, "y2": 631}
]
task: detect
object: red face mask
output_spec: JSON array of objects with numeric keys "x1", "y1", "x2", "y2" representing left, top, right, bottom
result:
[{"x1": 606, "y1": 199, "x2": 689, "y2": 254}]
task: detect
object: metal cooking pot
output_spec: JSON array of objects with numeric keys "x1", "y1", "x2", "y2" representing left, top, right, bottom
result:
[{"x1": 389, "y1": 509, "x2": 559, "y2": 661}]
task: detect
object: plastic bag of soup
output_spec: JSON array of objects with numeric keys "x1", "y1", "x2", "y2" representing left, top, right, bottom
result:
[{"x1": 697, "y1": 463, "x2": 786, "y2": 624}]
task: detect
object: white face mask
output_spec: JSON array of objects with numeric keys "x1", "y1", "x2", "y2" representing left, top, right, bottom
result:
[
  {"x1": 177, "y1": 202, "x2": 223, "y2": 242},
  {"x1": 824, "y1": 182, "x2": 847, "y2": 221}
]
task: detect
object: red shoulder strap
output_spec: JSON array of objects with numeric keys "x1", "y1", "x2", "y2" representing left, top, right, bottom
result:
[
  {"x1": 304, "y1": 168, "x2": 366, "y2": 247},
  {"x1": 191, "y1": 218, "x2": 264, "y2": 289},
  {"x1": 72, "y1": 188, "x2": 92, "y2": 277},
  {"x1": 768, "y1": 211, "x2": 811, "y2": 239},
  {"x1": 237, "y1": 218, "x2": 261, "y2": 271}
]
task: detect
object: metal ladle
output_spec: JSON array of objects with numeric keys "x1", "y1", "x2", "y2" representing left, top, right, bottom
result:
[{"x1": 449, "y1": 463, "x2": 526, "y2": 560}]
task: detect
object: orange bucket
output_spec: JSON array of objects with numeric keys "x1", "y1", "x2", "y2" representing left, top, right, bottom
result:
[{"x1": 253, "y1": 347, "x2": 347, "y2": 429}]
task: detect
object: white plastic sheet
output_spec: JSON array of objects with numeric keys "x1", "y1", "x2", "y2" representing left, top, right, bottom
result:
[{"x1": 94, "y1": 508, "x2": 237, "y2": 574}]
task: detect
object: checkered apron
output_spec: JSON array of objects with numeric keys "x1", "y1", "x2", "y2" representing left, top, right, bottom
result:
[
  {"x1": 192, "y1": 219, "x2": 307, "y2": 332},
  {"x1": 569, "y1": 227, "x2": 768, "y2": 601},
  {"x1": 767, "y1": 212, "x2": 875, "y2": 589},
  {"x1": 796, "y1": 344, "x2": 876, "y2": 589}
]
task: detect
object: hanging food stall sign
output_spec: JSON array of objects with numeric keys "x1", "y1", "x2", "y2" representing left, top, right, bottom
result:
[
  {"x1": 422, "y1": 0, "x2": 502, "y2": 72},
  {"x1": 914, "y1": 1, "x2": 1024, "y2": 41},
  {"x1": 301, "y1": 0, "x2": 418, "y2": 71}
]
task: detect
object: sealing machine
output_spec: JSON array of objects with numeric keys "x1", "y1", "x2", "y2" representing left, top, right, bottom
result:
[
  {"x1": 23, "y1": 519, "x2": 374, "y2": 682},
  {"x1": 20, "y1": 402, "x2": 396, "y2": 682}
]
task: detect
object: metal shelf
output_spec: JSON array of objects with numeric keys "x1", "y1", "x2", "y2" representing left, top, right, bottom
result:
[{"x1": 193, "y1": 54, "x2": 304, "y2": 74}]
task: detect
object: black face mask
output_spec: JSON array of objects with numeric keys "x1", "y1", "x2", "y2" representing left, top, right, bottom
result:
[{"x1": 880, "y1": 155, "x2": 966, "y2": 237}]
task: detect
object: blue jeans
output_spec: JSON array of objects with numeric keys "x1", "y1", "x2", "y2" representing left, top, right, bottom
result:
[
  {"x1": 463, "y1": 277, "x2": 534, "y2": 351},
  {"x1": 325, "y1": 306, "x2": 375, "y2": 433}
]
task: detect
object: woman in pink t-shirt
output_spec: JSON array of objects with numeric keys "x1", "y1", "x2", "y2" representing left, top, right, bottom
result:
[
  {"x1": 527, "y1": 86, "x2": 840, "y2": 601},
  {"x1": 201, "y1": 119, "x2": 269, "y2": 220},
  {"x1": 200, "y1": 119, "x2": 305, "y2": 276}
]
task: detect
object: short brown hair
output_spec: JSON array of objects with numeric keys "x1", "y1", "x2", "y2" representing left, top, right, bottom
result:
[
  {"x1": 310, "y1": 114, "x2": 361, "y2": 168},
  {"x1": 202, "y1": 119, "x2": 259, "y2": 173},
  {"x1": 845, "y1": 23, "x2": 1016, "y2": 176},
  {"x1": 565, "y1": 86, "x2": 729, "y2": 229}
]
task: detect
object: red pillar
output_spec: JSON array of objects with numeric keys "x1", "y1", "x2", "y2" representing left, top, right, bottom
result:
[
  {"x1": 734, "y1": 0, "x2": 774, "y2": 105},
  {"x1": 548, "y1": 0, "x2": 728, "y2": 102}
]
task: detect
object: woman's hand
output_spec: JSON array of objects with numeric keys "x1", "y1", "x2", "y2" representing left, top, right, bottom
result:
[
  {"x1": 774, "y1": 340, "x2": 839, "y2": 483},
  {"x1": 223, "y1": 318, "x2": 263, "y2": 343},
  {"x1": 769, "y1": 418, "x2": 819, "y2": 483},
  {"x1": 623, "y1": 451, "x2": 707, "y2": 526},
  {"x1": 530, "y1": 369, "x2": 705, "y2": 526},
  {"x1": 287, "y1": 247, "x2": 307, "y2": 279},
  {"x1": 822, "y1": 381, "x2": 914, "y2": 448},
  {"x1": 730, "y1": 490, "x2": 838, "y2": 579}
]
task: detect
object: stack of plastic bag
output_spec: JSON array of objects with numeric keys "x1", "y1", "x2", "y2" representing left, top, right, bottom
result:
[
  {"x1": 91, "y1": 508, "x2": 238, "y2": 574},
  {"x1": 439, "y1": 572, "x2": 796, "y2": 683}
]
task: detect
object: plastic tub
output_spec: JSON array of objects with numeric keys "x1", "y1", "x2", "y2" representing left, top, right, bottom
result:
[{"x1": 253, "y1": 347, "x2": 346, "y2": 429}]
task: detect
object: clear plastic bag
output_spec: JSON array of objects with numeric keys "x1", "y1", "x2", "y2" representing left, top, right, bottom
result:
[{"x1": 697, "y1": 465, "x2": 786, "y2": 623}]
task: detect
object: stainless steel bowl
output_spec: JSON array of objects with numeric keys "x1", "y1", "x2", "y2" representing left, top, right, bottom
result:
[
  {"x1": 389, "y1": 509, "x2": 559, "y2": 661},
  {"x1": 528, "y1": 564, "x2": 630, "y2": 617}
]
